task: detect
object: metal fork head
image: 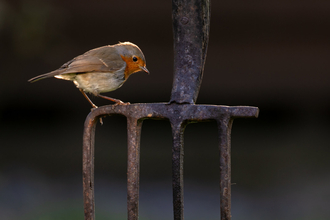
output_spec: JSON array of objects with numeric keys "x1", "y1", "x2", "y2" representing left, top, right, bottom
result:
[{"x1": 83, "y1": 103, "x2": 258, "y2": 220}]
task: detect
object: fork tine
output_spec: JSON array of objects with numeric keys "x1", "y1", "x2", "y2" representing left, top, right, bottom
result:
[
  {"x1": 127, "y1": 117, "x2": 143, "y2": 220},
  {"x1": 217, "y1": 116, "x2": 234, "y2": 220},
  {"x1": 170, "y1": 120, "x2": 186, "y2": 220},
  {"x1": 82, "y1": 113, "x2": 98, "y2": 220}
]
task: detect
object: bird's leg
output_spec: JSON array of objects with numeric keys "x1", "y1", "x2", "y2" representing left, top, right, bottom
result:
[
  {"x1": 97, "y1": 94, "x2": 130, "y2": 105},
  {"x1": 79, "y1": 89, "x2": 98, "y2": 108},
  {"x1": 79, "y1": 89, "x2": 103, "y2": 124}
]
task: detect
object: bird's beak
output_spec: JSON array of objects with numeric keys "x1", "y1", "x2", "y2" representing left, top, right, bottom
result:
[{"x1": 140, "y1": 66, "x2": 150, "y2": 75}]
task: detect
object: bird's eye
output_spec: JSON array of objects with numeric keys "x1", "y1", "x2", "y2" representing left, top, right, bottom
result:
[{"x1": 132, "y1": 56, "x2": 138, "y2": 62}]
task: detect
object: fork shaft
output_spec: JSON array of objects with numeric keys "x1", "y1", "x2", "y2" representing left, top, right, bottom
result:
[
  {"x1": 217, "y1": 116, "x2": 234, "y2": 220},
  {"x1": 170, "y1": 0, "x2": 210, "y2": 104}
]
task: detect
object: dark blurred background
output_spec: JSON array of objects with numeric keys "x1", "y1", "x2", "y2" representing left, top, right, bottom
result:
[{"x1": 1, "y1": 0, "x2": 330, "y2": 219}]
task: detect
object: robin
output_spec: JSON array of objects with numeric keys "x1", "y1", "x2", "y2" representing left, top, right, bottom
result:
[{"x1": 28, "y1": 42, "x2": 149, "y2": 108}]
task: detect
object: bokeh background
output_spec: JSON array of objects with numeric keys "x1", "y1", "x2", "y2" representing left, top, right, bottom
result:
[{"x1": 1, "y1": 0, "x2": 330, "y2": 219}]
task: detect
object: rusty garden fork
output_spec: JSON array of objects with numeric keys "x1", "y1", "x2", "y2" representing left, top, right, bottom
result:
[{"x1": 82, "y1": 0, "x2": 259, "y2": 220}]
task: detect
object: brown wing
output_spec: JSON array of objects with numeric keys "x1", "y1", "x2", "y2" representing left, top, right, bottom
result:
[
  {"x1": 28, "y1": 46, "x2": 126, "y2": 82},
  {"x1": 58, "y1": 46, "x2": 125, "y2": 74}
]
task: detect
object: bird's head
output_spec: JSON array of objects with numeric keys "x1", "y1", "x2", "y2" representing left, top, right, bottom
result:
[{"x1": 115, "y1": 42, "x2": 149, "y2": 79}]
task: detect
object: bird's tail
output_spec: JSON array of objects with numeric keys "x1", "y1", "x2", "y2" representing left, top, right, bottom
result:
[{"x1": 28, "y1": 70, "x2": 61, "y2": 83}]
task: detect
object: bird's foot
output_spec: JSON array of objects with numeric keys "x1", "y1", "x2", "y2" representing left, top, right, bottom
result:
[{"x1": 90, "y1": 105, "x2": 98, "y2": 111}]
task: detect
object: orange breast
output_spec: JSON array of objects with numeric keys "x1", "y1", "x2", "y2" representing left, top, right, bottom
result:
[{"x1": 120, "y1": 55, "x2": 145, "y2": 79}]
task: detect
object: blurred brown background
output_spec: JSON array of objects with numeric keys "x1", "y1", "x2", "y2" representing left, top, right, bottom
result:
[{"x1": 1, "y1": 0, "x2": 330, "y2": 219}]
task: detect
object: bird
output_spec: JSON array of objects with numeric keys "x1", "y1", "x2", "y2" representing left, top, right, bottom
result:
[{"x1": 28, "y1": 42, "x2": 149, "y2": 108}]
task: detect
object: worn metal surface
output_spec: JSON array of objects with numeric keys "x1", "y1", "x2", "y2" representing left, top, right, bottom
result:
[
  {"x1": 82, "y1": 0, "x2": 259, "y2": 220},
  {"x1": 170, "y1": 0, "x2": 210, "y2": 104}
]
